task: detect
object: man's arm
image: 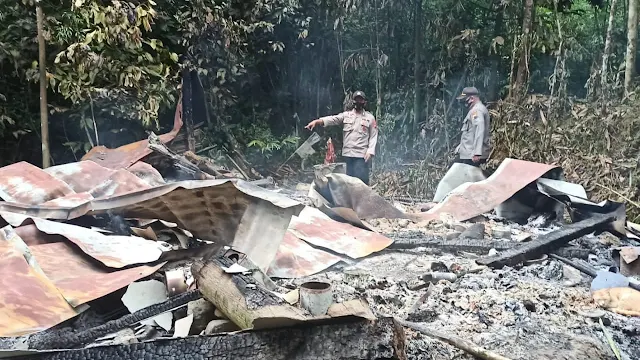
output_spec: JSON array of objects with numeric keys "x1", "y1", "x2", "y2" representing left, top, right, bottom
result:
[
  {"x1": 365, "y1": 116, "x2": 379, "y2": 162},
  {"x1": 305, "y1": 113, "x2": 345, "y2": 130},
  {"x1": 471, "y1": 112, "x2": 485, "y2": 160}
]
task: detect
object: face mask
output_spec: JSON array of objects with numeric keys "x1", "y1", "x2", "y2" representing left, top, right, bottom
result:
[
  {"x1": 465, "y1": 97, "x2": 474, "y2": 108},
  {"x1": 354, "y1": 102, "x2": 364, "y2": 110}
]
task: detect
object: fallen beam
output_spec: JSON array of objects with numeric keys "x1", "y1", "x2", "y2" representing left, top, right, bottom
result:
[
  {"x1": 476, "y1": 214, "x2": 614, "y2": 268},
  {"x1": 148, "y1": 133, "x2": 214, "y2": 180},
  {"x1": 398, "y1": 319, "x2": 510, "y2": 360},
  {"x1": 389, "y1": 235, "x2": 592, "y2": 260},
  {"x1": 21, "y1": 318, "x2": 407, "y2": 360},
  {"x1": 192, "y1": 256, "x2": 305, "y2": 330},
  {"x1": 389, "y1": 236, "x2": 513, "y2": 253},
  {"x1": 183, "y1": 150, "x2": 226, "y2": 178},
  {"x1": 25, "y1": 290, "x2": 202, "y2": 350}
]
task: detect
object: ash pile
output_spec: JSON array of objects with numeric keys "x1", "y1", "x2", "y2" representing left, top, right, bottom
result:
[{"x1": 0, "y1": 125, "x2": 638, "y2": 360}]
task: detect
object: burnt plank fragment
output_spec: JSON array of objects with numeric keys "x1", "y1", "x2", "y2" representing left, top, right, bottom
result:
[
  {"x1": 476, "y1": 214, "x2": 614, "y2": 269},
  {"x1": 26, "y1": 290, "x2": 202, "y2": 350},
  {"x1": 389, "y1": 236, "x2": 513, "y2": 253},
  {"x1": 21, "y1": 318, "x2": 407, "y2": 360}
]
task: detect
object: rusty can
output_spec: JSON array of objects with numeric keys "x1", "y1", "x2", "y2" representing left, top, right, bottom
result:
[{"x1": 299, "y1": 281, "x2": 333, "y2": 316}]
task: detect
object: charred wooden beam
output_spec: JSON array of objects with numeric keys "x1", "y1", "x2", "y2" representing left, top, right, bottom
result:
[
  {"x1": 148, "y1": 133, "x2": 213, "y2": 180},
  {"x1": 183, "y1": 151, "x2": 226, "y2": 178},
  {"x1": 26, "y1": 290, "x2": 201, "y2": 350},
  {"x1": 21, "y1": 318, "x2": 406, "y2": 360},
  {"x1": 389, "y1": 234, "x2": 592, "y2": 260},
  {"x1": 477, "y1": 214, "x2": 615, "y2": 269},
  {"x1": 389, "y1": 236, "x2": 514, "y2": 253}
]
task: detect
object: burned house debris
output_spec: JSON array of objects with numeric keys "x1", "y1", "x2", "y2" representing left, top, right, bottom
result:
[{"x1": 0, "y1": 105, "x2": 639, "y2": 360}]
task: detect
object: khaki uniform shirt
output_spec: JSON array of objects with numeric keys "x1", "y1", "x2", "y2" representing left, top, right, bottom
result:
[
  {"x1": 456, "y1": 102, "x2": 491, "y2": 160},
  {"x1": 320, "y1": 109, "x2": 378, "y2": 158}
]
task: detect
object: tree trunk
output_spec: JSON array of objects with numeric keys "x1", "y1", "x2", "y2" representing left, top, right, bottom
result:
[
  {"x1": 23, "y1": 318, "x2": 407, "y2": 360},
  {"x1": 488, "y1": 0, "x2": 505, "y2": 101},
  {"x1": 182, "y1": 69, "x2": 196, "y2": 153},
  {"x1": 512, "y1": 0, "x2": 535, "y2": 100},
  {"x1": 624, "y1": 0, "x2": 638, "y2": 96},
  {"x1": 601, "y1": 0, "x2": 618, "y2": 107},
  {"x1": 413, "y1": 0, "x2": 423, "y2": 135},
  {"x1": 36, "y1": 1, "x2": 50, "y2": 168}
]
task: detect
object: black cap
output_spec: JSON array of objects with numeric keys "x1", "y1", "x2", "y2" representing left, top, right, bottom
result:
[
  {"x1": 353, "y1": 91, "x2": 366, "y2": 100},
  {"x1": 456, "y1": 87, "x2": 479, "y2": 100}
]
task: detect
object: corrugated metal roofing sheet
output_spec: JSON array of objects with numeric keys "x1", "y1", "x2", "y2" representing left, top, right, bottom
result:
[
  {"x1": 0, "y1": 160, "x2": 302, "y2": 252},
  {"x1": 420, "y1": 158, "x2": 558, "y2": 222},
  {"x1": 1, "y1": 212, "x2": 166, "y2": 268},
  {"x1": 0, "y1": 154, "x2": 304, "y2": 336},
  {"x1": 289, "y1": 207, "x2": 394, "y2": 259},
  {"x1": 80, "y1": 97, "x2": 183, "y2": 170},
  {"x1": 29, "y1": 242, "x2": 164, "y2": 307},
  {"x1": 267, "y1": 231, "x2": 343, "y2": 279},
  {"x1": 0, "y1": 226, "x2": 80, "y2": 337}
]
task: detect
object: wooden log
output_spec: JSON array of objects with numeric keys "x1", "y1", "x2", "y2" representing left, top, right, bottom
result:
[
  {"x1": 192, "y1": 255, "x2": 376, "y2": 331},
  {"x1": 21, "y1": 318, "x2": 407, "y2": 360},
  {"x1": 192, "y1": 257, "x2": 307, "y2": 330},
  {"x1": 398, "y1": 319, "x2": 510, "y2": 360},
  {"x1": 147, "y1": 133, "x2": 214, "y2": 180},
  {"x1": 183, "y1": 151, "x2": 227, "y2": 178},
  {"x1": 477, "y1": 214, "x2": 614, "y2": 269}
]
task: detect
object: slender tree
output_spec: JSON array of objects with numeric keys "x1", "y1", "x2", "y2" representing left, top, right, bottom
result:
[
  {"x1": 513, "y1": 0, "x2": 535, "y2": 100},
  {"x1": 601, "y1": 0, "x2": 618, "y2": 110},
  {"x1": 624, "y1": 0, "x2": 638, "y2": 96},
  {"x1": 36, "y1": 0, "x2": 50, "y2": 168},
  {"x1": 413, "y1": 0, "x2": 423, "y2": 135}
]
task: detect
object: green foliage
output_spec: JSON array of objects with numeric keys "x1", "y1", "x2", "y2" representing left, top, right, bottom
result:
[
  {"x1": 48, "y1": 0, "x2": 179, "y2": 127},
  {"x1": 244, "y1": 123, "x2": 299, "y2": 158},
  {"x1": 0, "y1": 0, "x2": 635, "y2": 171}
]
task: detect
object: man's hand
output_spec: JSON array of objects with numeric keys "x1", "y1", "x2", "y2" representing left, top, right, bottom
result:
[
  {"x1": 305, "y1": 119, "x2": 320, "y2": 130},
  {"x1": 364, "y1": 153, "x2": 373, "y2": 163},
  {"x1": 472, "y1": 155, "x2": 481, "y2": 163}
]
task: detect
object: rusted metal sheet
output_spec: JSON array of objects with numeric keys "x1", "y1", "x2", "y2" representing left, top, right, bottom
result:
[
  {"x1": 127, "y1": 161, "x2": 166, "y2": 186},
  {"x1": 14, "y1": 223, "x2": 56, "y2": 246},
  {"x1": 312, "y1": 174, "x2": 407, "y2": 220},
  {"x1": 44, "y1": 161, "x2": 152, "y2": 198},
  {"x1": 81, "y1": 98, "x2": 183, "y2": 169},
  {"x1": 0, "y1": 162, "x2": 74, "y2": 205},
  {"x1": 0, "y1": 226, "x2": 79, "y2": 337},
  {"x1": 41, "y1": 192, "x2": 95, "y2": 208},
  {"x1": 29, "y1": 242, "x2": 165, "y2": 307},
  {"x1": 0, "y1": 160, "x2": 302, "y2": 271},
  {"x1": 0, "y1": 179, "x2": 301, "y2": 255},
  {"x1": 289, "y1": 207, "x2": 394, "y2": 259},
  {"x1": 267, "y1": 231, "x2": 343, "y2": 279},
  {"x1": 44, "y1": 160, "x2": 117, "y2": 193},
  {"x1": 420, "y1": 158, "x2": 558, "y2": 222},
  {"x1": 0, "y1": 212, "x2": 165, "y2": 269}
]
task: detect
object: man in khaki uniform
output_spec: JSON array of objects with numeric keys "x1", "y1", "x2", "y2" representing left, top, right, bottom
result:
[
  {"x1": 454, "y1": 87, "x2": 491, "y2": 166},
  {"x1": 305, "y1": 91, "x2": 378, "y2": 185}
]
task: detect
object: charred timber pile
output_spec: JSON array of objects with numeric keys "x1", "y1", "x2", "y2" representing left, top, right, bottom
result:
[
  {"x1": 26, "y1": 291, "x2": 202, "y2": 350},
  {"x1": 477, "y1": 214, "x2": 615, "y2": 268},
  {"x1": 20, "y1": 318, "x2": 406, "y2": 360}
]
